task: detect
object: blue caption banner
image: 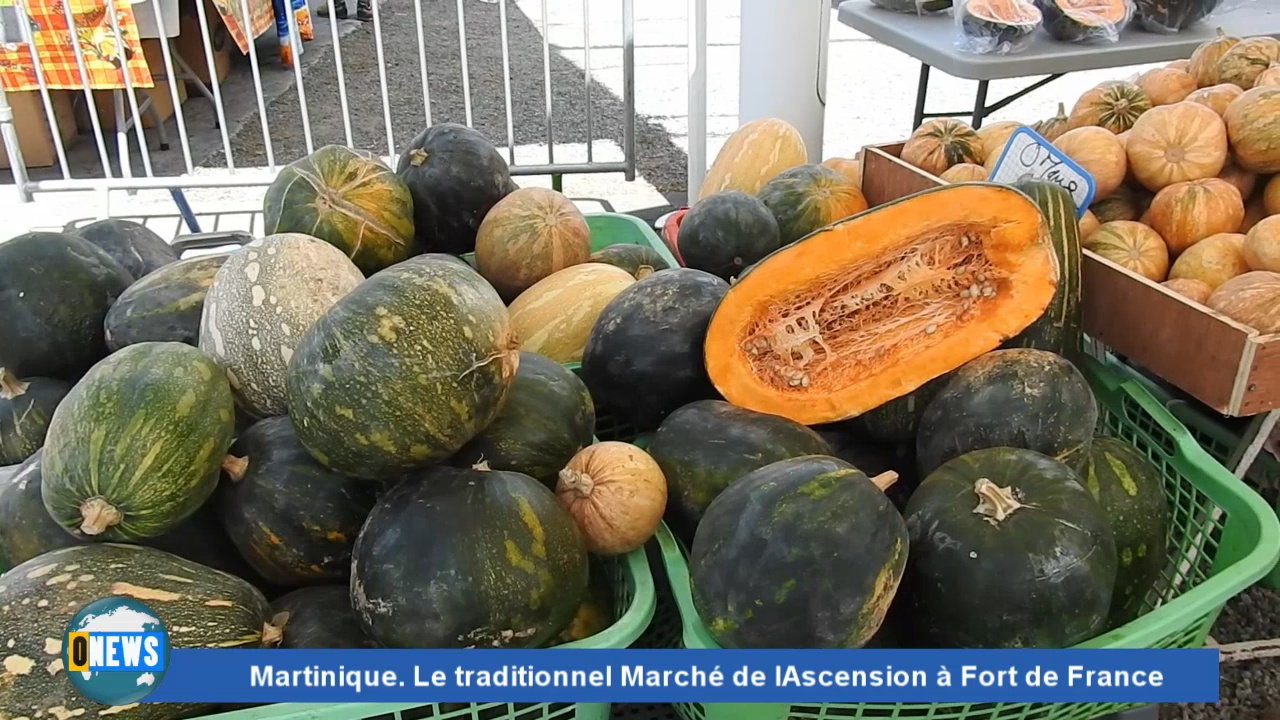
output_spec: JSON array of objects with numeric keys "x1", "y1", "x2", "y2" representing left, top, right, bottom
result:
[{"x1": 145, "y1": 649, "x2": 1220, "y2": 704}]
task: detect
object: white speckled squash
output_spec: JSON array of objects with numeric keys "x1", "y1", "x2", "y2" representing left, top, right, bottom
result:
[{"x1": 199, "y1": 233, "x2": 365, "y2": 418}]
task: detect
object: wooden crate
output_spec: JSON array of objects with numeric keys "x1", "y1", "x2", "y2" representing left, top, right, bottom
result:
[{"x1": 858, "y1": 140, "x2": 1280, "y2": 417}]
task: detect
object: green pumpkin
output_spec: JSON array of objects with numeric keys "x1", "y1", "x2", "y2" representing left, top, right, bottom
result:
[
  {"x1": 1002, "y1": 180, "x2": 1083, "y2": 358},
  {"x1": 105, "y1": 254, "x2": 228, "y2": 351},
  {"x1": 448, "y1": 352, "x2": 595, "y2": 487},
  {"x1": 71, "y1": 218, "x2": 178, "y2": 280},
  {"x1": 904, "y1": 447, "x2": 1117, "y2": 648},
  {"x1": 41, "y1": 342, "x2": 236, "y2": 541},
  {"x1": 0, "y1": 370, "x2": 71, "y2": 466},
  {"x1": 1082, "y1": 436, "x2": 1170, "y2": 626},
  {"x1": 588, "y1": 244, "x2": 671, "y2": 279},
  {"x1": 676, "y1": 191, "x2": 782, "y2": 282},
  {"x1": 263, "y1": 145, "x2": 417, "y2": 275},
  {"x1": 286, "y1": 255, "x2": 518, "y2": 479},
  {"x1": 272, "y1": 586, "x2": 380, "y2": 648},
  {"x1": 690, "y1": 455, "x2": 908, "y2": 648},
  {"x1": 350, "y1": 464, "x2": 588, "y2": 648},
  {"x1": 756, "y1": 164, "x2": 868, "y2": 246}
]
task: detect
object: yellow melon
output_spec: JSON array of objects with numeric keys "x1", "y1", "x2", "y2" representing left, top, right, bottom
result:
[{"x1": 508, "y1": 262, "x2": 637, "y2": 363}]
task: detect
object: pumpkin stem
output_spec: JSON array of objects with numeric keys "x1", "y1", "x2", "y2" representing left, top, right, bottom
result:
[
  {"x1": 79, "y1": 496, "x2": 123, "y2": 536},
  {"x1": 972, "y1": 478, "x2": 1024, "y2": 525},
  {"x1": 221, "y1": 455, "x2": 250, "y2": 482},
  {"x1": 1055, "y1": 102, "x2": 1066, "y2": 118},
  {"x1": 869, "y1": 471, "x2": 899, "y2": 491},
  {"x1": 0, "y1": 368, "x2": 28, "y2": 400},
  {"x1": 558, "y1": 468, "x2": 596, "y2": 497},
  {"x1": 473, "y1": 459, "x2": 493, "y2": 472},
  {"x1": 261, "y1": 612, "x2": 290, "y2": 647},
  {"x1": 635, "y1": 264, "x2": 655, "y2": 280}
]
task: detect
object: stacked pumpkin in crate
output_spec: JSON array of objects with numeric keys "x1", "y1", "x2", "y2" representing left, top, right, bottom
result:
[{"x1": 896, "y1": 31, "x2": 1280, "y2": 340}]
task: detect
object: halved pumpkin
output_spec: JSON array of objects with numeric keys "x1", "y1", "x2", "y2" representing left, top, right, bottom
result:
[
  {"x1": 703, "y1": 183, "x2": 1058, "y2": 426},
  {"x1": 1037, "y1": 0, "x2": 1131, "y2": 43}
]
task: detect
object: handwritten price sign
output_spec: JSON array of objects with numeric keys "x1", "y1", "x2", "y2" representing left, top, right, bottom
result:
[{"x1": 988, "y1": 128, "x2": 1096, "y2": 217}]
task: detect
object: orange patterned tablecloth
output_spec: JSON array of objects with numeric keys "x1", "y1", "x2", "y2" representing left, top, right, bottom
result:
[
  {"x1": 0, "y1": 0, "x2": 154, "y2": 91},
  {"x1": 207, "y1": 0, "x2": 272, "y2": 54}
]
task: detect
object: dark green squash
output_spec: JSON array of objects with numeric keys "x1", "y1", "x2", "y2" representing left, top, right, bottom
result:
[
  {"x1": 815, "y1": 428, "x2": 920, "y2": 513},
  {"x1": 588, "y1": 244, "x2": 671, "y2": 279},
  {"x1": 677, "y1": 191, "x2": 782, "y2": 282},
  {"x1": 449, "y1": 352, "x2": 595, "y2": 487},
  {"x1": 41, "y1": 342, "x2": 236, "y2": 541},
  {"x1": 72, "y1": 218, "x2": 178, "y2": 280},
  {"x1": 272, "y1": 586, "x2": 380, "y2": 648},
  {"x1": 395, "y1": 123, "x2": 513, "y2": 255},
  {"x1": 218, "y1": 416, "x2": 379, "y2": 587},
  {"x1": 690, "y1": 455, "x2": 908, "y2": 648},
  {"x1": 0, "y1": 370, "x2": 71, "y2": 465},
  {"x1": 350, "y1": 464, "x2": 588, "y2": 648},
  {"x1": 851, "y1": 377, "x2": 945, "y2": 444},
  {"x1": 581, "y1": 268, "x2": 729, "y2": 431},
  {"x1": 1037, "y1": 0, "x2": 1131, "y2": 42},
  {"x1": 1082, "y1": 436, "x2": 1170, "y2": 626},
  {"x1": 286, "y1": 255, "x2": 518, "y2": 480},
  {"x1": 647, "y1": 399, "x2": 831, "y2": 544},
  {"x1": 0, "y1": 450, "x2": 274, "y2": 588},
  {"x1": 1134, "y1": 0, "x2": 1220, "y2": 32},
  {"x1": 903, "y1": 446, "x2": 1117, "y2": 648},
  {"x1": 0, "y1": 231, "x2": 134, "y2": 380},
  {"x1": 1003, "y1": 181, "x2": 1083, "y2": 357},
  {"x1": 916, "y1": 348, "x2": 1098, "y2": 476},
  {"x1": 0, "y1": 543, "x2": 278, "y2": 720},
  {"x1": 870, "y1": 0, "x2": 952, "y2": 12},
  {"x1": 104, "y1": 254, "x2": 228, "y2": 351}
]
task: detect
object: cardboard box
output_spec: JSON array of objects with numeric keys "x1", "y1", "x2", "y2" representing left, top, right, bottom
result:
[
  {"x1": 80, "y1": 38, "x2": 188, "y2": 132},
  {"x1": 176, "y1": 0, "x2": 233, "y2": 87},
  {"x1": 860, "y1": 140, "x2": 1280, "y2": 418},
  {"x1": 0, "y1": 90, "x2": 78, "y2": 170}
]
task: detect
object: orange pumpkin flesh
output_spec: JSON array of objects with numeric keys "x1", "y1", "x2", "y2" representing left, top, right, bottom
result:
[
  {"x1": 703, "y1": 183, "x2": 1057, "y2": 425},
  {"x1": 556, "y1": 442, "x2": 667, "y2": 556},
  {"x1": 1207, "y1": 271, "x2": 1280, "y2": 334}
]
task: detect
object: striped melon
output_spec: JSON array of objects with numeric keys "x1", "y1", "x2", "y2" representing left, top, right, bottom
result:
[
  {"x1": 199, "y1": 233, "x2": 364, "y2": 419},
  {"x1": 699, "y1": 118, "x2": 808, "y2": 201},
  {"x1": 508, "y1": 263, "x2": 636, "y2": 364}
]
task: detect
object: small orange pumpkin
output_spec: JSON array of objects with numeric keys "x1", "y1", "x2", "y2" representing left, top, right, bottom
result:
[
  {"x1": 940, "y1": 163, "x2": 990, "y2": 183},
  {"x1": 1125, "y1": 102, "x2": 1229, "y2": 192},
  {"x1": 1206, "y1": 271, "x2": 1280, "y2": 334},
  {"x1": 975, "y1": 121, "x2": 1024, "y2": 163},
  {"x1": 821, "y1": 156, "x2": 862, "y2": 187},
  {"x1": 1185, "y1": 83, "x2": 1244, "y2": 116},
  {"x1": 1069, "y1": 81, "x2": 1152, "y2": 134},
  {"x1": 1137, "y1": 67, "x2": 1198, "y2": 106},
  {"x1": 1079, "y1": 209, "x2": 1101, "y2": 240},
  {"x1": 1256, "y1": 65, "x2": 1280, "y2": 88},
  {"x1": 1162, "y1": 278, "x2": 1213, "y2": 303},
  {"x1": 1244, "y1": 216, "x2": 1280, "y2": 272},
  {"x1": 1033, "y1": 102, "x2": 1070, "y2": 142},
  {"x1": 1242, "y1": 199, "x2": 1270, "y2": 234},
  {"x1": 1218, "y1": 162, "x2": 1257, "y2": 200},
  {"x1": 1166, "y1": 60, "x2": 1190, "y2": 72},
  {"x1": 1145, "y1": 178, "x2": 1245, "y2": 255},
  {"x1": 1084, "y1": 220, "x2": 1170, "y2": 281},
  {"x1": 1053, "y1": 127, "x2": 1128, "y2": 199},
  {"x1": 1188, "y1": 28, "x2": 1241, "y2": 88},
  {"x1": 1167, "y1": 233, "x2": 1250, "y2": 289},
  {"x1": 1224, "y1": 87, "x2": 1280, "y2": 174},
  {"x1": 556, "y1": 442, "x2": 667, "y2": 556},
  {"x1": 901, "y1": 119, "x2": 982, "y2": 176},
  {"x1": 1216, "y1": 37, "x2": 1280, "y2": 90},
  {"x1": 1265, "y1": 175, "x2": 1280, "y2": 215}
]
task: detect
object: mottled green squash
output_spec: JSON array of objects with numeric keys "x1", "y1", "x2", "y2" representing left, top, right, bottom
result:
[
  {"x1": 588, "y1": 244, "x2": 671, "y2": 279},
  {"x1": 677, "y1": 191, "x2": 782, "y2": 281},
  {"x1": 449, "y1": 352, "x2": 595, "y2": 487},
  {"x1": 104, "y1": 254, "x2": 228, "y2": 351},
  {"x1": 72, "y1": 218, "x2": 178, "y2": 280},
  {"x1": 0, "y1": 543, "x2": 278, "y2": 720},
  {"x1": 273, "y1": 586, "x2": 380, "y2": 648},
  {"x1": 350, "y1": 464, "x2": 587, "y2": 648},
  {"x1": 218, "y1": 416, "x2": 378, "y2": 586},
  {"x1": 41, "y1": 342, "x2": 236, "y2": 541},
  {"x1": 263, "y1": 145, "x2": 417, "y2": 275},
  {"x1": 286, "y1": 255, "x2": 518, "y2": 480},
  {"x1": 0, "y1": 370, "x2": 71, "y2": 465},
  {"x1": 757, "y1": 164, "x2": 869, "y2": 246},
  {"x1": 904, "y1": 447, "x2": 1117, "y2": 648},
  {"x1": 0, "y1": 231, "x2": 134, "y2": 380},
  {"x1": 690, "y1": 455, "x2": 908, "y2": 648},
  {"x1": 916, "y1": 349, "x2": 1099, "y2": 476},
  {"x1": 1082, "y1": 436, "x2": 1170, "y2": 626},
  {"x1": 647, "y1": 399, "x2": 831, "y2": 544}
]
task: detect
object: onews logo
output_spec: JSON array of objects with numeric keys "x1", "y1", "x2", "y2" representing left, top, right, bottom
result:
[{"x1": 63, "y1": 597, "x2": 171, "y2": 705}]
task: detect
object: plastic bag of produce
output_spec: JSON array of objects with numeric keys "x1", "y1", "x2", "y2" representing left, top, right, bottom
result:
[
  {"x1": 1134, "y1": 0, "x2": 1249, "y2": 34},
  {"x1": 869, "y1": 0, "x2": 954, "y2": 15},
  {"x1": 1037, "y1": 0, "x2": 1133, "y2": 44},
  {"x1": 954, "y1": 0, "x2": 1042, "y2": 55}
]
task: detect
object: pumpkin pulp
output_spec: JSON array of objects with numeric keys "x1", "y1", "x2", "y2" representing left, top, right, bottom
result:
[{"x1": 704, "y1": 183, "x2": 1058, "y2": 425}]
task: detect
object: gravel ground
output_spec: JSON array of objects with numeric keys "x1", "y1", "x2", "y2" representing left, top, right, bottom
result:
[
  {"x1": 213, "y1": 0, "x2": 690, "y2": 196},
  {"x1": 1169, "y1": 586, "x2": 1280, "y2": 720}
]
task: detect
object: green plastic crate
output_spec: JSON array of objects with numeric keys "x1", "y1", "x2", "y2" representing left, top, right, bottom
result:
[
  {"x1": 459, "y1": 212, "x2": 678, "y2": 269},
  {"x1": 650, "y1": 354, "x2": 1280, "y2": 720}
]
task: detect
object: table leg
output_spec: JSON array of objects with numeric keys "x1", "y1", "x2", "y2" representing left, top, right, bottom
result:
[
  {"x1": 972, "y1": 80, "x2": 991, "y2": 129},
  {"x1": 913, "y1": 63, "x2": 931, "y2": 130},
  {"x1": 1226, "y1": 410, "x2": 1280, "y2": 480}
]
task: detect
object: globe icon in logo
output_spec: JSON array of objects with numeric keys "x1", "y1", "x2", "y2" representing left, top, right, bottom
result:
[{"x1": 63, "y1": 597, "x2": 171, "y2": 705}]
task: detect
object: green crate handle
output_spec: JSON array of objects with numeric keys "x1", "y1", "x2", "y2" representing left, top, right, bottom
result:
[
  {"x1": 559, "y1": 544, "x2": 658, "y2": 650},
  {"x1": 1084, "y1": 355, "x2": 1198, "y2": 449}
]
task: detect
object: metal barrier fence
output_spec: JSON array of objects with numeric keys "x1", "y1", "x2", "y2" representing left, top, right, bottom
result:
[{"x1": 0, "y1": 0, "x2": 637, "y2": 211}]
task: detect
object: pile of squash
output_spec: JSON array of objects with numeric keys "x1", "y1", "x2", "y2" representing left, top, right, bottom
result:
[{"x1": 895, "y1": 30, "x2": 1280, "y2": 338}]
